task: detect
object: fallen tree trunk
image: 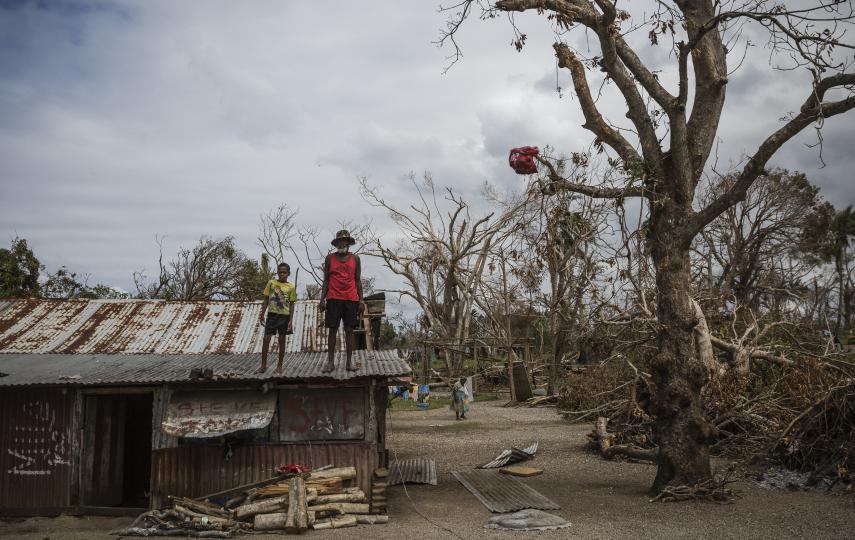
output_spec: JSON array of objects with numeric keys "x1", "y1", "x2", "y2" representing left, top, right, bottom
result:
[
  {"x1": 234, "y1": 495, "x2": 288, "y2": 520},
  {"x1": 313, "y1": 515, "x2": 358, "y2": 530},
  {"x1": 285, "y1": 476, "x2": 309, "y2": 533},
  {"x1": 170, "y1": 497, "x2": 231, "y2": 518},
  {"x1": 308, "y1": 467, "x2": 356, "y2": 480},
  {"x1": 307, "y1": 502, "x2": 370, "y2": 515},
  {"x1": 588, "y1": 416, "x2": 658, "y2": 462},
  {"x1": 254, "y1": 512, "x2": 287, "y2": 531},
  {"x1": 173, "y1": 504, "x2": 234, "y2": 527},
  {"x1": 312, "y1": 491, "x2": 366, "y2": 504},
  {"x1": 356, "y1": 515, "x2": 389, "y2": 524}
]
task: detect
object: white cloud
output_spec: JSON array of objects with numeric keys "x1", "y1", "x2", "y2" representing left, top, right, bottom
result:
[{"x1": 1, "y1": 0, "x2": 853, "y2": 317}]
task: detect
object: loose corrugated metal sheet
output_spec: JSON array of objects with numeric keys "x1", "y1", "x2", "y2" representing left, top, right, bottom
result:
[
  {"x1": 162, "y1": 390, "x2": 277, "y2": 438},
  {"x1": 389, "y1": 457, "x2": 437, "y2": 486},
  {"x1": 0, "y1": 350, "x2": 410, "y2": 387},
  {"x1": 150, "y1": 442, "x2": 379, "y2": 509},
  {"x1": 0, "y1": 388, "x2": 73, "y2": 509},
  {"x1": 478, "y1": 441, "x2": 539, "y2": 469},
  {"x1": 451, "y1": 469, "x2": 560, "y2": 513},
  {"x1": 0, "y1": 299, "x2": 342, "y2": 355}
]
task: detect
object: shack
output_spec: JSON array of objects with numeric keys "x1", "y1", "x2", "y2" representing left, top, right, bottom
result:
[{"x1": 0, "y1": 298, "x2": 410, "y2": 516}]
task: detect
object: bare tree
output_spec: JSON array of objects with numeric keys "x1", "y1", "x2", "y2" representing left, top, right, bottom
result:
[
  {"x1": 134, "y1": 236, "x2": 263, "y2": 300},
  {"x1": 289, "y1": 220, "x2": 375, "y2": 288},
  {"x1": 445, "y1": 0, "x2": 855, "y2": 494},
  {"x1": 258, "y1": 204, "x2": 298, "y2": 266},
  {"x1": 692, "y1": 169, "x2": 834, "y2": 313},
  {"x1": 361, "y1": 172, "x2": 532, "y2": 375},
  {"x1": 500, "y1": 156, "x2": 612, "y2": 392}
]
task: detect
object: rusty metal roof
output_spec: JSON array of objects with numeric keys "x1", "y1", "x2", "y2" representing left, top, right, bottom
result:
[
  {"x1": 0, "y1": 350, "x2": 410, "y2": 387},
  {"x1": 452, "y1": 469, "x2": 560, "y2": 513},
  {"x1": 0, "y1": 299, "x2": 342, "y2": 354}
]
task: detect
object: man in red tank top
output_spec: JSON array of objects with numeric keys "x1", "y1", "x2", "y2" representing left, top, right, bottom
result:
[{"x1": 319, "y1": 229, "x2": 364, "y2": 373}]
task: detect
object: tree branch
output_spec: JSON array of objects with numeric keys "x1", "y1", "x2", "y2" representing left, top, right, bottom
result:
[
  {"x1": 685, "y1": 73, "x2": 855, "y2": 240},
  {"x1": 536, "y1": 155, "x2": 645, "y2": 199}
]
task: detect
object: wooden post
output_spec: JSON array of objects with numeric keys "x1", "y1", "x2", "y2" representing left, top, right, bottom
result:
[
  {"x1": 285, "y1": 476, "x2": 308, "y2": 533},
  {"x1": 423, "y1": 345, "x2": 429, "y2": 384},
  {"x1": 364, "y1": 315, "x2": 374, "y2": 352},
  {"x1": 524, "y1": 342, "x2": 532, "y2": 387},
  {"x1": 508, "y1": 348, "x2": 517, "y2": 402}
]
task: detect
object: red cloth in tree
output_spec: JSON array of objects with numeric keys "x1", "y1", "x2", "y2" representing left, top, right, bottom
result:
[{"x1": 509, "y1": 146, "x2": 539, "y2": 174}]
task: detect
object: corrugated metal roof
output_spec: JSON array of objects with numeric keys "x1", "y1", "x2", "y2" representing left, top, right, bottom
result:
[
  {"x1": 0, "y1": 350, "x2": 410, "y2": 387},
  {"x1": 451, "y1": 469, "x2": 560, "y2": 513},
  {"x1": 0, "y1": 299, "x2": 342, "y2": 354},
  {"x1": 389, "y1": 457, "x2": 438, "y2": 486}
]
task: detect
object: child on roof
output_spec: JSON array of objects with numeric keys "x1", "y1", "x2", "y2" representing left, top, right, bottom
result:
[{"x1": 257, "y1": 262, "x2": 297, "y2": 375}]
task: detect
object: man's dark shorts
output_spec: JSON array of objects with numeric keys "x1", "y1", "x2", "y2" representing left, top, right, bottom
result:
[
  {"x1": 264, "y1": 313, "x2": 291, "y2": 336},
  {"x1": 325, "y1": 299, "x2": 358, "y2": 330}
]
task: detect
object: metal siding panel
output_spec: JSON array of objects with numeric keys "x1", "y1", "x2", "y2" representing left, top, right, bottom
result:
[
  {"x1": 0, "y1": 388, "x2": 73, "y2": 508},
  {"x1": 151, "y1": 388, "x2": 178, "y2": 450}
]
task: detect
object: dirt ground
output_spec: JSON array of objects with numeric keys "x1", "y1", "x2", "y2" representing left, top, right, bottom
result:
[{"x1": 2, "y1": 400, "x2": 853, "y2": 540}]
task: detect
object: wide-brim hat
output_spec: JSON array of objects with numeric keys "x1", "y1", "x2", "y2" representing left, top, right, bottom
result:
[{"x1": 331, "y1": 229, "x2": 356, "y2": 246}]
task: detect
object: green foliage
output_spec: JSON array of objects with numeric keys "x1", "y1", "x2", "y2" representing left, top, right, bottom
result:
[
  {"x1": 235, "y1": 258, "x2": 268, "y2": 301},
  {"x1": 799, "y1": 203, "x2": 852, "y2": 263},
  {"x1": 0, "y1": 237, "x2": 42, "y2": 298},
  {"x1": 42, "y1": 266, "x2": 128, "y2": 299},
  {"x1": 378, "y1": 320, "x2": 406, "y2": 349}
]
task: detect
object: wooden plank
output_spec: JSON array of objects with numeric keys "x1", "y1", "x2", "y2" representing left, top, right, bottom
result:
[{"x1": 499, "y1": 466, "x2": 543, "y2": 477}]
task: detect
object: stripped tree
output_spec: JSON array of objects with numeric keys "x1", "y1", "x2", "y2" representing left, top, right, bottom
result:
[
  {"x1": 360, "y1": 172, "x2": 532, "y2": 375},
  {"x1": 441, "y1": 0, "x2": 855, "y2": 494}
]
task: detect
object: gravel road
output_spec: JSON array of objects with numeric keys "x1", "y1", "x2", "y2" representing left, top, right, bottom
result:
[{"x1": 2, "y1": 400, "x2": 852, "y2": 539}]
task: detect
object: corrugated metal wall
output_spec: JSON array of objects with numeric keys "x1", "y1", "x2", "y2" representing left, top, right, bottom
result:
[
  {"x1": 0, "y1": 388, "x2": 73, "y2": 509},
  {"x1": 150, "y1": 442, "x2": 379, "y2": 509},
  {"x1": 81, "y1": 395, "x2": 126, "y2": 506}
]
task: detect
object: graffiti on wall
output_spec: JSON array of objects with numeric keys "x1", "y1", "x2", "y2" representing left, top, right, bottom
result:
[
  {"x1": 6, "y1": 400, "x2": 70, "y2": 476},
  {"x1": 279, "y1": 387, "x2": 365, "y2": 441}
]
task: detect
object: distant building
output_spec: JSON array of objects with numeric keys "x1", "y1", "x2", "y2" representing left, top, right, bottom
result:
[{"x1": 0, "y1": 298, "x2": 409, "y2": 515}]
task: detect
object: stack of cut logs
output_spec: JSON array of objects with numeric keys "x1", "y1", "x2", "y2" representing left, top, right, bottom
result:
[
  {"x1": 112, "y1": 466, "x2": 388, "y2": 537},
  {"x1": 371, "y1": 467, "x2": 388, "y2": 513}
]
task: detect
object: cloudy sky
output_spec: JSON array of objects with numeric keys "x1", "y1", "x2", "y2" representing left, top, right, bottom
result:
[{"x1": 1, "y1": 1, "x2": 853, "y2": 306}]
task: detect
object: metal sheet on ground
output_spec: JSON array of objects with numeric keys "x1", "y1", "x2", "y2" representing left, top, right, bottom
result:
[
  {"x1": 389, "y1": 457, "x2": 437, "y2": 486},
  {"x1": 452, "y1": 469, "x2": 559, "y2": 513},
  {"x1": 477, "y1": 441, "x2": 539, "y2": 469}
]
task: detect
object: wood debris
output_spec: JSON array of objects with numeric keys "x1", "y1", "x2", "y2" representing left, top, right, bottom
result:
[
  {"x1": 499, "y1": 465, "x2": 543, "y2": 477},
  {"x1": 113, "y1": 465, "x2": 388, "y2": 537}
]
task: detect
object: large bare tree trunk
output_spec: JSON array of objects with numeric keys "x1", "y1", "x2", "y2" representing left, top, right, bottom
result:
[{"x1": 647, "y1": 223, "x2": 715, "y2": 494}]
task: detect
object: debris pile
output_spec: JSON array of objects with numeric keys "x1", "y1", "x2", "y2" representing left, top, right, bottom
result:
[
  {"x1": 112, "y1": 465, "x2": 388, "y2": 537},
  {"x1": 561, "y1": 357, "x2": 855, "y2": 489}
]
